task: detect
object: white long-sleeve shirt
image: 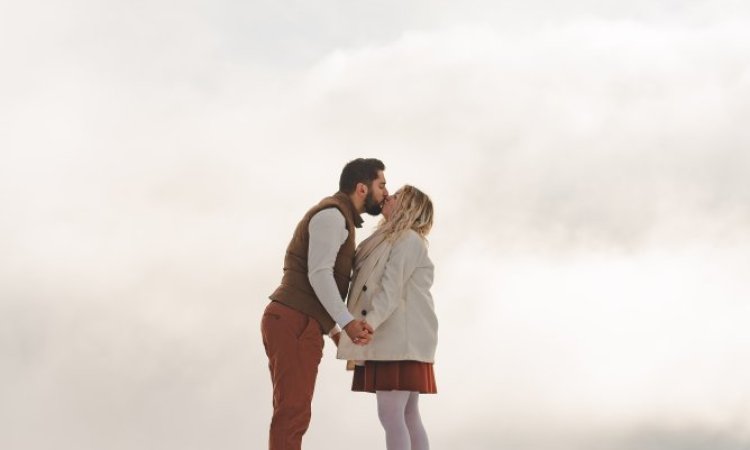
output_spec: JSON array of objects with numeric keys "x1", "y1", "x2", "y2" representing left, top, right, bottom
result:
[{"x1": 308, "y1": 208, "x2": 355, "y2": 333}]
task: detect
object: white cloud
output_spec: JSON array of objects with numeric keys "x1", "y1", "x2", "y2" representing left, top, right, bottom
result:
[
  {"x1": 2, "y1": 2, "x2": 750, "y2": 449},
  {"x1": 289, "y1": 21, "x2": 750, "y2": 252}
]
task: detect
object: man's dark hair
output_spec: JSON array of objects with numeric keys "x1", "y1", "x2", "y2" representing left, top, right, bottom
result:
[{"x1": 339, "y1": 158, "x2": 385, "y2": 194}]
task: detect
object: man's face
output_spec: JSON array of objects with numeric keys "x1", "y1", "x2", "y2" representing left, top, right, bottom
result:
[{"x1": 363, "y1": 170, "x2": 388, "y2": 216}]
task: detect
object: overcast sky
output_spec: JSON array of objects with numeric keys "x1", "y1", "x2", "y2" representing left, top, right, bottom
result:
[{"x1": 2, "y1": 1, "x2": 750, "y2": 449}]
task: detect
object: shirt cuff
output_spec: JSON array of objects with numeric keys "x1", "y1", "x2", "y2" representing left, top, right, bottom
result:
[
  {"x1": 328, "y1": 325, "x2": 342, "y2": 337},
  {"x1": 335, "y1": 310, "x2": 355, "y2": 329}
]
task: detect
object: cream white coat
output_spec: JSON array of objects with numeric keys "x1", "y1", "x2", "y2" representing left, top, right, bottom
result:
[{"x1": 337, "y1": 230, "x2": 438, "y2": 363}]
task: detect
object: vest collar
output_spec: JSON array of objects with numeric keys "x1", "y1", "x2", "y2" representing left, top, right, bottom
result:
[{"x1": 334, "y1": 191, "x2": 364, "y2": 229}]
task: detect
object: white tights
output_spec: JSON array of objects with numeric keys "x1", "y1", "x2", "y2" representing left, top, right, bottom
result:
[{"x1": 376, "y1": 390, "x2": 430, "y2": 450}]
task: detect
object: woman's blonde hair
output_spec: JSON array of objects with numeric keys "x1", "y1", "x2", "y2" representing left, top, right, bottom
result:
[{"x1": 378, "y1": 184, "x2": 434, "y2": 241}]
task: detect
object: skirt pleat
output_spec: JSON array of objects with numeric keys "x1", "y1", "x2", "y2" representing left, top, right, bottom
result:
[{"x1": 352, "y1": 361, "x2": 437, "y2": 394}]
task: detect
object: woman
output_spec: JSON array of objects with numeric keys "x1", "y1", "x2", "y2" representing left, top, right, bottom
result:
[{"x1": 337, "y1": 184, "x2": 437, "y2": 450}]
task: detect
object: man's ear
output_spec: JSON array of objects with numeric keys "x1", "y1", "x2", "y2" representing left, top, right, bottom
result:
[{"x1": 356, "y1": 182, "x2": 368, "y2": 196}]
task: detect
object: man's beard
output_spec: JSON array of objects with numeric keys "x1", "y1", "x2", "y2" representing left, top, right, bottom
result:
[{"x1": 364, "y1": 191, "x2": 382, "y2": 215}]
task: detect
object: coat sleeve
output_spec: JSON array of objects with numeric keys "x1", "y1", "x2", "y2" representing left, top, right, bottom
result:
[{"x1": 364, "y1": 232, "x2": 423, "y2": 331}]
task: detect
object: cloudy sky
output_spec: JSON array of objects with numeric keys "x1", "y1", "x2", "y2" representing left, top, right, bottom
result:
[{"x1": 2, "y1": 1, "x2": 750, "y2": 449}]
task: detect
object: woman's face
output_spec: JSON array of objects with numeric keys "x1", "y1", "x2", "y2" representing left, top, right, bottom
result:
[{"x1": 381, "y1": 192, "x2": 400, "y2": 220}]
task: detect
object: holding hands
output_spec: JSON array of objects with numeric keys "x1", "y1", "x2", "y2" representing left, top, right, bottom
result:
[{"x1": 341, "y1": 319, "x2": 373, "y2": 346}]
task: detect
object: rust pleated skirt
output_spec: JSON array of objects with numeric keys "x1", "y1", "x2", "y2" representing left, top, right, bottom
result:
[{"x1": 352, "y1": 361, "x2": 437, "y2": 394}]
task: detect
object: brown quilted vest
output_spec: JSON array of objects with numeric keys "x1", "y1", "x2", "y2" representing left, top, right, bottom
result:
[{"x1": 269, "y1": 192, "x2": 363, "y2": 332}]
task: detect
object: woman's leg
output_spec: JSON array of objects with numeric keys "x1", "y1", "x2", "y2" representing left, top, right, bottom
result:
[
  {"x1": 404, "y1": 392, "x2": 429, "y2": 450},
  {"x1": 376, "y1": 390, "x2": 411, "y2": 450}
]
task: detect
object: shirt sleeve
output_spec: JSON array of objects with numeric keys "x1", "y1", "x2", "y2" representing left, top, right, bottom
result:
[{"x1": 308, "y1": 208, "x2": 355, "y2": 331}]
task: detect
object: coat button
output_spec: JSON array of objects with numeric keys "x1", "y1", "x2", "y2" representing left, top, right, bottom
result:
[
  {"x1": 362, "y1": 285, "x2": 367, "y2": 291},
  {"x1": 361, "y1": 310, "x2": 367, "y2": 316}
]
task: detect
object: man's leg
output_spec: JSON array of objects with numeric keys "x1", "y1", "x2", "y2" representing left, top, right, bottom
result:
[{"x1": 261, "y1": 302, "x2": 324, "y2": 450}]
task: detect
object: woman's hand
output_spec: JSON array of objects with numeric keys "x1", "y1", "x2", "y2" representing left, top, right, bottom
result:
[{"x1": 344, "y1": 319, "x2": 374, "y2": 345}]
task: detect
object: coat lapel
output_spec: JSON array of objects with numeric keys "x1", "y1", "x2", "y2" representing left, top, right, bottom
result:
[{"x1": 347, "y1": 240, "x2": 392, "y2": 313}]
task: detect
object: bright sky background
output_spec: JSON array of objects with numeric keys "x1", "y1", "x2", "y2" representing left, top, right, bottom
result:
[{"x1": 2, "y1": 1, "x2": 750, "y2": 449}]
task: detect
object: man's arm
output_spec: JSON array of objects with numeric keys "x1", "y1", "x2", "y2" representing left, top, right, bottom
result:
[{"x1": 308, "y1": 208, "x2": 373, "y2": 344}]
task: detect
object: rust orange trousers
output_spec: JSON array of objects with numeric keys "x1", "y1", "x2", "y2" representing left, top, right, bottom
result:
[{"x1": 261, "y1": 301, "x2": 324, "y2": 450}]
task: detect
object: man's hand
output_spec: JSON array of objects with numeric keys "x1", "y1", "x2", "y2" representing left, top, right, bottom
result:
[
  {"x1": 331, "y1": 332, "x2": 341, "y2": 347},
  {"x1": 343, "y1": 319, "x2": 374, "y2": 346}
]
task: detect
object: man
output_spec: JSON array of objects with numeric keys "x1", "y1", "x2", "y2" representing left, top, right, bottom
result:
[{"x1": 261, "y1": 158, "x2": 388, "y2": 450}]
